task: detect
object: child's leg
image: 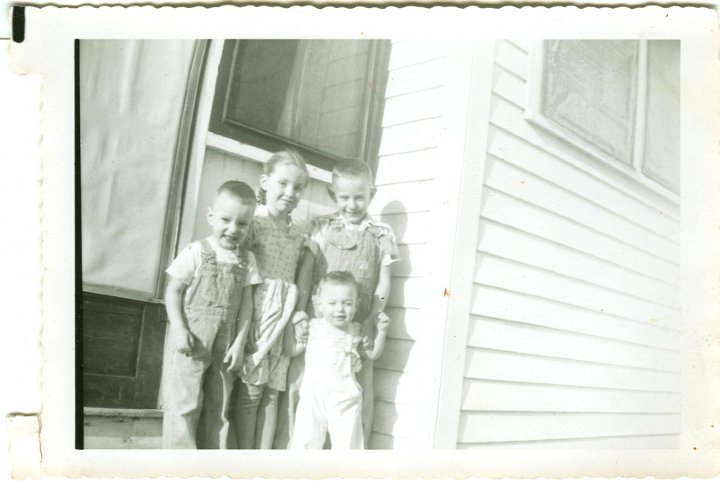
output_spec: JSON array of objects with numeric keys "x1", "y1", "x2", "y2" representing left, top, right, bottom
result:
[
  {"x1": 327, "y1": 381, "x2": 364, "y2": 450},
  {"x1": 161, "y1": 350, "x2": 206, "y2": 449},
  {"x1": 255, "y1": 387, "x2": 279, "y2": 449},
  {"x1": 195, "y1": 358, "x2": 235, "y2": 449},
  {"x1": 356, "y1": 360, "x2": 374, "y2": 447},
  {"x1": 231, "y1": 381, "x2": 263, "y2": 449},
  {"x1": 272, "y1": 355, "x2": 305, "y2": 449},
  {"x1": 289, "y1": 384, "x2": 327, "y2": 449}
]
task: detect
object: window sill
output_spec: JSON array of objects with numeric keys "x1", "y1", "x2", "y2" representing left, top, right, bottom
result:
[{"x1": 205, "y1": 131, "x2": 332, "y2": 184}]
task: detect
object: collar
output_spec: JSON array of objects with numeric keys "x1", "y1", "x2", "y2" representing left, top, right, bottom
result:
[{"x1": 329, "y1": 212, "x2": 376, "y2": 232}]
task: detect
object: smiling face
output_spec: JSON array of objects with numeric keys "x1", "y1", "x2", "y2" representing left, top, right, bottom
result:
[
  {"x1": 329, "y1": 175, "x2": 375, "y2": 225},
  {"x1": 260, "y1": 163, "x2": 308, "y2": 217},
  {"x1": 315, "y1": 282, "x2": 358, "y2": 329},
  {"x1": 207, "y1": 191, "x2": 255, "y2": 250}
]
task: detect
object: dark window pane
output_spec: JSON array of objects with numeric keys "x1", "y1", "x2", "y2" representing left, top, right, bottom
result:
[
  {"x1": 542, "y1": 40, "x2": 639, "y2": 164},
  {"x1": 643, "y1": 40, "x2": 680, "y2": 194},
  {"x1": 214, "y1": 40, "x2": 389, "y2": 167}
]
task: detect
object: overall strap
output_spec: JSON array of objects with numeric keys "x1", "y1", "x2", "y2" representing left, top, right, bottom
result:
[{"x1": 198, "y1": 238, "x2": 217, "y2": 262}]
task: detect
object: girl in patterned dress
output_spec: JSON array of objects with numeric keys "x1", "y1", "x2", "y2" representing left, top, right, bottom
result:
[{"x1": 231, "y1": 150, "x2": 311, "y2": 449}]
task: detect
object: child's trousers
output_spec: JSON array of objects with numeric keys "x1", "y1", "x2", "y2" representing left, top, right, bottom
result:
[
  {"x1": 161, "y1": 315, "x2": 235, "y2": 449},
  {"x1": 290, "y1": 374, "x2": 364, "y2": 449}
]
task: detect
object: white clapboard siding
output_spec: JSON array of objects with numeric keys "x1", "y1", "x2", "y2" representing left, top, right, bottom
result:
[
  {"x1": 457, "y1": 434, "x2": 679, "y2": 450},
  {"x1": 473, "y1": 254, "x2": 678, "y2": 328},
  {"x1": 466, "y1": 317, "x2": 680, "y2": 372},
  {"x1": 480, "y1": 188, "x2": 679, "y2": 284},
  {"x1": 483, "y1": 158, "x2": 679, "y2": 263},
  {"x1": 471, "y1": 285, "x2": 679, "y2": 351},
  {"x1": 369, "y1": 40, "x2": 448, "y2": 448},
  {"x1": 458, "y1": 413, "x2": 681, "y2": 444},
  {"x1": 476, "y1": 219, "x2": 677, "y2": 305},
  {"x1": 487, "y1": 126, "x2": 680, "y2": 236},
  {"x1": 455, "y1": 40, "x2": 681, "y2": 449},
  {"x1": 461, "y1": 379, "x2": 680, "y2": 414}
]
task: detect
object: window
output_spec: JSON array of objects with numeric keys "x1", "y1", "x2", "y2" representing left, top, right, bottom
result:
[
  {"x1": 210, "y1": 40, "x2": 392, "y2": 173},
  {"x1": 527, "y1": 40, "x2": 680, "y2": 195}
]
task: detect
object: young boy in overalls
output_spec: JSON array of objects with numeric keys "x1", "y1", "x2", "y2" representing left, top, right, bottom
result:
[
  {"x1": 275, "y1": 160, "x2": 399, "y2": 448},
  {"x1": 161, "y1": 181, "x2": 263, "y2": 449}
]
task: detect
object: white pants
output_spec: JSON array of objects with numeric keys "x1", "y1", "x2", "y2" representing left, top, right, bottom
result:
[{"x1": 290, "y1": 374, "x2": 364, "y2": 450}]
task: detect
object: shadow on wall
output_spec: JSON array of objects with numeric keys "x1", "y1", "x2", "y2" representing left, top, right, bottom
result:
[{"x1": 371, "y1": 200, "x2": 415, "y2": 449}]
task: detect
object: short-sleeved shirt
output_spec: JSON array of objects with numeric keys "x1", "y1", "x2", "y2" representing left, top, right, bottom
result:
[
  {"x1": 166, "y1": 236, "x2": 263, "y2": 303},
  {"x1": 307, "y1": 213, "x2": 400, "y2": 267},
  {"x1": 306, "y1": 212, "x2": 400, "y2": 322}
]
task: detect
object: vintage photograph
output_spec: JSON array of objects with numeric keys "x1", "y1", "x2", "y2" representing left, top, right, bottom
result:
[{"x1": 79, "y1": 37, "x2": 682, "y2": 451}]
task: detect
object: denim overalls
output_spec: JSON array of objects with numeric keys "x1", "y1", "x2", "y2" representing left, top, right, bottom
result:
[{"x1": 162, "y1": 239, "x2": 249, "y2": 449}]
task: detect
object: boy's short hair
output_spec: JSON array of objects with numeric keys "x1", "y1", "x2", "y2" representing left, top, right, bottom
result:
[
  {"x1": 217, "y1": 180, "x2": 257, "y2": 205},
  {"x1": 331, "y1": 159, "x2": 374, "y2": 186},
  {"x1": 318, "y1": 271, "x2": 359, "y2": 297}
]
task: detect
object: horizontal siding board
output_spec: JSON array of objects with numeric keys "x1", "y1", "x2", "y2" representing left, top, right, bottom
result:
[
  {"x1": 487, "y1": 126, "x2": 680, "y2": 237},
  {"x1": 388, "y1": 276, "x2": 426, "y2": 309},
  {"x1": 460, "y1": 379, "x2": 680, "y2": 413},
  {"x1": 457, "y1": 412, "x2": 681, "y2": 443},
  {"x1": 378, "y1": 118, "x2": 440, "y2": 156},
  {"x1": 457, "y1": 434, "x2": 679, "y2": 449},
  {"x1": 483, "y1": 158, "x2": 679, "y2": 263},
  {"x1": 463, "y1": 347, "x2": 680, "y2": 392},
  {"x1": 374, "y1": 368, "x2": 422, "y2": 406},
  {"x1": 473, "y1": 253, "x2": 679, "y2": 327},
  {"x1": 477, "y1": 219, "x2": 677, "y2": 306},
  {"x1": 372, "y1": 400, "x2": 424, "y2": 438},
  {"x1": 385, "y1": 57, "x2": 446, "y2": 98},
  {"x1": 494, "y1": 40, "x2": 528, "y2": 81},
  {"x1": 382, "y1": 86, "x2": 442, "y2": 127},
  {"x1": 480, "y1": 188, "x2": 679, "y2": 285},
  {"x1": 467, "y1": 316, "x2": 679, "y2": 372},
  {"x1": 488, "y1": 95, "x2": 679, "y2": 220},
  {"x1": 375, "y1": 149, "x2": 436, "y2": 186},
  {"x1": 491, "y1": 65, "x2": 528, "y2": 109},
  {"x1": 375, "y1": 338, "x2": 421, "y2": 373},
  {"x1": 372, "y1": 180, "x2": 434, "y2": 214},
  {"x1": 388, "y1": 39, "x2": 447, "y2": 70},
  {"x1": 384, "y1": 307, "x2": 425, "y2": 342},
  {"x1": 392, "y1": 243, "x2": 427, "y2": 278},
  {"x1": 368, "y1": 212, "x2": 431, "y2": 245},
  {"x1": 471, "y1": 285, "x2": 679, "y2": 350}
]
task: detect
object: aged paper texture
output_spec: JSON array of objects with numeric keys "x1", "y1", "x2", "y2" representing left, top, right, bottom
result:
[{"x1": 6, "y1": 5, "x2": 720, "y2": 479}]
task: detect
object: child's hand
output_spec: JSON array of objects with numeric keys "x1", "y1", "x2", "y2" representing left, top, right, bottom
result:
[
  {"x1": 171, "y1": 325, "x2": 195, "y2": 357},
  {"x1": 224, "y1": 335, "x2": 245, "y2": 374},
  {"x1": 292, "y1": 311, "x2": 309, "y2": 345}
]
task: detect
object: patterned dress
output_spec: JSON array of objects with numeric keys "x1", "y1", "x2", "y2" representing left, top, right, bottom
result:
[{"x1": 240, "y1": 213, "x2": 307, "y2": 391}]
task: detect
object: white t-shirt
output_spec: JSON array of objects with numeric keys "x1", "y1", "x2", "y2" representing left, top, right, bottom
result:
[{"x1": 166, "y1": 236, "x2": 263, "y2": 293}]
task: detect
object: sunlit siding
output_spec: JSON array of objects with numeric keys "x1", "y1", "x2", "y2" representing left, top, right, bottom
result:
[
  {"x1": 456, "y1": 40, "x2": 681, "y2": 449},
  {"x1": 369, "y1": 39, "x2": 447, "y2": 449}
]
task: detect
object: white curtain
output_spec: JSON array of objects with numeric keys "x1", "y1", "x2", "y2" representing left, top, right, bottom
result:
[{"x1": 81, "y1": 40, "x2": 197, "y2": 297}]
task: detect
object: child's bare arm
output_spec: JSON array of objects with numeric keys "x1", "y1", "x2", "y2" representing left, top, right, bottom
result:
[
  {"x1": 295, "y1": 248, "x2": 315, "y2": 314},
  {"x1": 362, "y1": 264, "x2": 393, "y2": 347},
  {"x1": 362, "y1": 313, "x2": 390, "y2": 360},
  {"x1": 283, "y1": 310, "x2": 309, "y2": 357},
  {"x1": 225, "y1": 285, "x2": 254, "y2": 373},
  {"x1": 165, "y1": 277, "x2": 193, "y2": 355}
]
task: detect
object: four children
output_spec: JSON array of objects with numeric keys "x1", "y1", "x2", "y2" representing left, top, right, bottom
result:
[{"x1": 162, "y1": 151, "x2": 398, "y2": 450}]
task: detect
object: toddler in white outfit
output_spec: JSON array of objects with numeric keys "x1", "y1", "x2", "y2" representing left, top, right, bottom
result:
[{"x1": 289, "y1": 271, "x2": 388, "y2": 449}]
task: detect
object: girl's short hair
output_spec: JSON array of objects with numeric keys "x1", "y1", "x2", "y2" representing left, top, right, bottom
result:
[
  {"x1": 331, "y1": 159, "x2": 374, "y2": 187},
  {"x1": 217, "y1": 180, "x2": 257, "y2": 205},
  {"x1": 318, "y1": 271, "x2": 359, "y2": 297},
  {"x1": 257, "y1": 148, "x2": 310, "y2": 205}
]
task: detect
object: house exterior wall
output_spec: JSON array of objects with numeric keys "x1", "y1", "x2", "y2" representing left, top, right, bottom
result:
[
  {"x1": 367, "y1": 39, "x2": 446, "y2": 449},
  {"x1": 455, "y1": 40, "x2": 682, "y2": 449}
]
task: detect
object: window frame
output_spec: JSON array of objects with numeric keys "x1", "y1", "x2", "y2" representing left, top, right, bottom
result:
[
  {"x1": 525, "y1": 40, "x2": 680, "y2": 200},
  {"x1": 209, "y1": 39, "x2": 392, "y2": 175}
]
